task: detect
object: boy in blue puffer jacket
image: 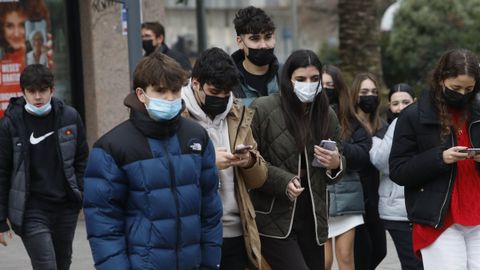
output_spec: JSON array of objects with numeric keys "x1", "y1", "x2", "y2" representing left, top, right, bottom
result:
[{"x1": 83, "y1": 53, "x2": 223, "y2": 270}]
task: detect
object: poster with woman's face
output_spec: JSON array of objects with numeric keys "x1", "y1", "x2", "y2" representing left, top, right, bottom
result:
[{"x1": 0, "y1": 0, "x2": 52, "y2": 117}]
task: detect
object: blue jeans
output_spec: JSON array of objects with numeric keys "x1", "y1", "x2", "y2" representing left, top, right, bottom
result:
[{"x1": 21, "y1": 207, "x2": 79, "y2": 270}]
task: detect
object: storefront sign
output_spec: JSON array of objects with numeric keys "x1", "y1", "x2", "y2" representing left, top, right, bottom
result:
[{"x1": 0, "y1": 0, "x2": 53, "y2": 117}]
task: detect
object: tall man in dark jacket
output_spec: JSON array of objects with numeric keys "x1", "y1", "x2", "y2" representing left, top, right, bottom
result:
[
  {"x1": 141, "y1": 21, "x2": 192, "y2": 71},
  {"x1": 0, "y1": 64, "x2": 89, "y2": 270},
  {"x1": 231, "y1": 6, "x2": 280, "y2": 107},
  {"x1": 83, "y1": 53, "x2": 223, "y2": 270}
]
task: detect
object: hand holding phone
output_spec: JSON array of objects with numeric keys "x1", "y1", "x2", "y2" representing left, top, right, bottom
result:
[
  {"x1": 319, "y1": 140, "x2": 337, "y2": 151},
  {"x1": 312, "y1": 140, "x2": 339, "y2": 168},
  {"x1": 234, "y1": 144, "x2": 253, "y2": 154}
]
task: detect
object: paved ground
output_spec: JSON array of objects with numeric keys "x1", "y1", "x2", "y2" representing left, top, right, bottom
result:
[{"x1": 0, "y1": 221, "x2": 402, "y2": 270}]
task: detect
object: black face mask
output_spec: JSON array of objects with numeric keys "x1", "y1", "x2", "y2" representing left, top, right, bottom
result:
[
  {"x1": 358, "y1": 96, "x2": 379, "y2": 114},
  {"x1": 325, "y1": 88, "x2": 339, "y2": 104},
  {"x1": 246, "y1": 47, "x2": 275, "y2": 66},
  {"x1": 202, "y1": 94, "x2": 230, "y2": 117},
  {"x1": 386, "y1": 110, "x2": 400, "y2": 124},
  {"x1": 442, "y1": 87, "x2": 475, "y2": 108},
  {"x1": 142, "y1": 40, "x2": 155, "y2": 55}
]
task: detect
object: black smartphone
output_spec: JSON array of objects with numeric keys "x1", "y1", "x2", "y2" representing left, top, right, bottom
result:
[{"x1": 234, "y1": 144, "x2": 253, "y2": 154}]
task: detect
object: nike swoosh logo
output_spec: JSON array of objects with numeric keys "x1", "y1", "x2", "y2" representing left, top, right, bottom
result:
[{"x1": 30, "y1": 131, "x2": 54, "y2": 145}]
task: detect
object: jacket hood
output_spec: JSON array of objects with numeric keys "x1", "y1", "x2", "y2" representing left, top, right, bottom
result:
[
  {"x1": 5, "y1": 96, "x2": 64, "y2": 120},
  {"x1": 123, "y1": 92, "x2": 184, "y2": 139},
  {"x1": 181, "y1": 80, "x2": 233, "y2": 125},
  {"x1": 231, "y1": 49, "x2": 280, "y2": 82}
]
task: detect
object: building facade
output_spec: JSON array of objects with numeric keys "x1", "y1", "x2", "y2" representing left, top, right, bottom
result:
[{"x1": 1, "y1": 0, "x2": 338, "y2": 146}]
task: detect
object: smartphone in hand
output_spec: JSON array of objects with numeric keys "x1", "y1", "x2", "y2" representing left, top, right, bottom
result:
[
  {"x1": 234, "y1": 144, "x2": 253, "y2": 154},
  {"x1": 459, "y1": 148, "x2": 480, "y2": 157},
  {"x1": 320, "y1": 140, "x2": 337, "y2": 151},
  {"x1": 312, "y1": 140, "x2": 337, "y2": 167}
]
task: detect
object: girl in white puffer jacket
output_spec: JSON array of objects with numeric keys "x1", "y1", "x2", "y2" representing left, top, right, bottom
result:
[{"x1": 370, "y1": 83, "x2": 423, "y2": 270}]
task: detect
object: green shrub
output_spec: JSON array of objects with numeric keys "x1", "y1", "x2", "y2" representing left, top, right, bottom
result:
[{"x1": 382, "y1": 0, "x2": 480, "y2": 93}]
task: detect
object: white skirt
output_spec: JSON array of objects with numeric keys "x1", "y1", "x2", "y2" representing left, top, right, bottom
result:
[{"x1": 328, "y1": 214, "x2": 364, "y2": 238}]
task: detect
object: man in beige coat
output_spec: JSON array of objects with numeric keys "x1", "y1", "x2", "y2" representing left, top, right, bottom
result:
[{"x1": 181, "y1": 47, "x2": 269, "y2": 270}]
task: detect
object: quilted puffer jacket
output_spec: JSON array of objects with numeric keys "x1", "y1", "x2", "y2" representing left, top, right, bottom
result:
[
  {"x1": 83, "y1": 94, "x2": 223, "y2": 270},
  {"x1": 0, "y1": 97, "x2": 88, "y2": 235},
  {"x1": 249, "y1": 93, "x2": 345, "y2": 245}
]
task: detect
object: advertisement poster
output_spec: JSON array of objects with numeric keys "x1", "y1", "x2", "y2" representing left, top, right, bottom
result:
[{"x1": 0, "y1": 0, "x2": 52, "y2": 117}]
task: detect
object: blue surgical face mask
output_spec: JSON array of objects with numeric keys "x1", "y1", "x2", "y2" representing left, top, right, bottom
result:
[
  {"x1": 143, "y1": 91, "x2": 182, "y2": 121},
  {"x1": 24, "y1": 98, "x2": 52, "y2": 116}
]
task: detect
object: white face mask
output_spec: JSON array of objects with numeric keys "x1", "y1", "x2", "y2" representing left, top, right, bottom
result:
[{"x1": 293, "y1": 81, "x2": 321, "y2": 103}]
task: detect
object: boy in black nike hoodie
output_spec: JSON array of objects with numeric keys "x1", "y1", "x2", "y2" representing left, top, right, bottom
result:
[{"x1": 0, "y1": 64, "x2": 89, "y2": 270}]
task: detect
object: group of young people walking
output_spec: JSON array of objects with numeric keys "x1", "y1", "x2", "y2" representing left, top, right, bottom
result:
[{"x1": 0, "y1": 4, "x2": 479, "y2": 270}]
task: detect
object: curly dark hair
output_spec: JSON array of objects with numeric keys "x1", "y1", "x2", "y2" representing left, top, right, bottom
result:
[
  {"x1": 429, "y1": 48, "x2": 480, "y2": 142},
  {"x1": 233, "y1": 6, "x2": 275, "y2": 36},
  {"x1": 191, "y1": 47, "x2": 240, "y2": 93}
]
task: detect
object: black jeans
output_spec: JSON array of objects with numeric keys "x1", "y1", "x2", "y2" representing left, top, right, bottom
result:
[
  {"x1": 21, "y1": 207, "x2": 79, "y2": 270},
  {"x1": 220, "y1": 236, "x2": 252, "y2": 270},
  {"x1": 383, "y1": 220, "x2": 423, "y2": 270},
  {"x1": 261, "y1": 187, "x2": 325, "y2": 270},
  {"x1": 260, "y1": 229, "x2": 325, "y2": 270},
  {"x1": 220, "y1": 236, "x2": 250, "y2": 270}
]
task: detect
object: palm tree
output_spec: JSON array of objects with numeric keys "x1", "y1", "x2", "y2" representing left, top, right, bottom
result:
[{"x1": 338, "y1": 0, "x2": 383, "y2": 84}]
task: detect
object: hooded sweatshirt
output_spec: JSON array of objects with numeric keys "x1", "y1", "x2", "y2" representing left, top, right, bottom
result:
[{"x1": 181, "y1": 81, "x2": 242, "y2": 238}]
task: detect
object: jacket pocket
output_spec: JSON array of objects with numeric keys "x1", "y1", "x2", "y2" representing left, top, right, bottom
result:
[
  {"x1": 249, "y1": 190, "x2": 275, "y2": 215},
  {"x1": 405, "y1": 186, "x2": 442, "y2": 225}
]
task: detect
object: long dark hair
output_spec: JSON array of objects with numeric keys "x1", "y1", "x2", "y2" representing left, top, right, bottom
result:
[
  {"x1": 351, "y1": 73, "x2": 382, "y2": 135},
  {"x1": 322, "y1": 64, "x2": 355, "y2": 139},
  {"x1": 429, "y1": 49, "x2": 480, "y2": 141},
  {"x1": 280, "y1": 50, "x2": 330, "y2": 152}
]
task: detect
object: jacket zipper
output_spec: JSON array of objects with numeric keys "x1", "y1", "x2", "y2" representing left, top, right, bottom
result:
[
  {"x1": 435, "y1": 132, "x2": 456, "y2": 228},
  {"x1": 282, "y1": 156, "x2": 301, "y2": 238},
  {"x1": 161, "y1": 142, "x2": 181, "y2": 270},
  {"x1": 304, "y1": 148, "x2": 321, "y2": 245},
  {"x1": 468, "y1": 120, "x2": 480, "y2": 147},
  {"x1": 435, "y1": 120, "x2": 480, "y2": 227},
  {"x1": 53, "y1": 110, "x2": 78, "y2": 202},
  {"x1": 54, "y1": 115, "x2": 67, "y2": 186}
]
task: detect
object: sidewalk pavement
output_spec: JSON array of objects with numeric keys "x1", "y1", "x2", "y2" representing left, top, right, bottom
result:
[{"x1": 0, "y1": 221, "x2": 402, "y2": 270}]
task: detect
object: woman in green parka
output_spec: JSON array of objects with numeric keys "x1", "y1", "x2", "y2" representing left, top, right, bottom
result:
[{"x1": 250, "y1": 49, "x2": 346, "y2": 270}]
